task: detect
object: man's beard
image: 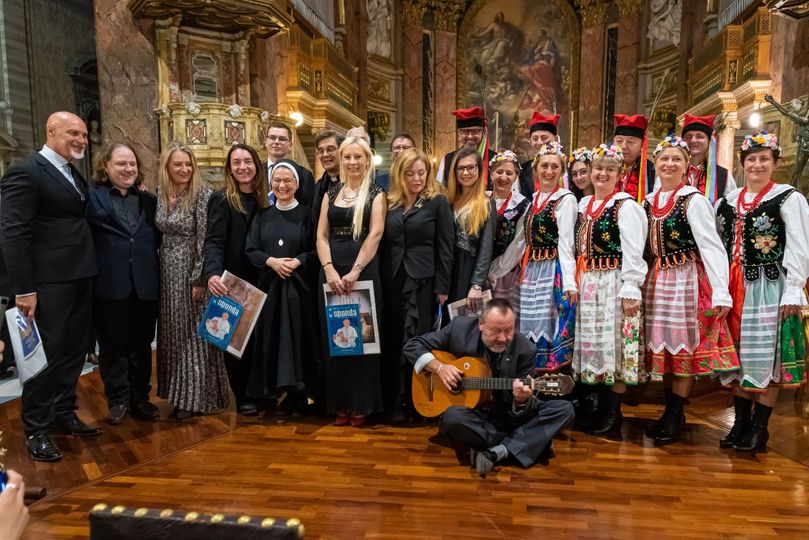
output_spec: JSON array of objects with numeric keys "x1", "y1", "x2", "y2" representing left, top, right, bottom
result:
[{"x1": 71, "y1": 149, "x2": 85, "y2": 160}]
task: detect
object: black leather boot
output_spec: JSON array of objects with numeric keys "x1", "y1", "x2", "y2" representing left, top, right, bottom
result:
[
  {"x1": 734, "y1": 402, "x2": 772, "y2": 452},
  {"x1": 654, "y1": 394, "x2": 686, "y2": 444},
  {"x1": 719, "y1": 396, "x2": 753, "y2": 449},
  {"x1": 645, "y1": 388, "x2": 672, "y2": 438},
  {"x1": 592, "y1": 389, "x2": 623, "y2": 435}
]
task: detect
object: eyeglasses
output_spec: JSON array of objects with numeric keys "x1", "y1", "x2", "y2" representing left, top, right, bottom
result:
[
  {"x1": 456, "y1": 165, "x2": 479, "y2": 173},
  {"x1": 267, "y1": 136, "x2": 290, "y2": 143},
  {"x1": 391, "y1": 145, "x2": 414, "y2": 152},
  {"x1": 316, "y1": 146, "x2": 338, "y2": 155},
  {"x1": 459, "y1": 128, "x2": 483, "y2": 137},
  {"x1": 271, "y1": 178, "x2": 296, "y2": 186}
]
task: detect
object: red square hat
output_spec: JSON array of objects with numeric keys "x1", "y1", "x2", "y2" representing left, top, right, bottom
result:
[
  {"x1": 528, "y1": 112, "x2": 560, "y2": 135},
  {"x1": 613, "y1": 114, "x2": 648, "y2": 139},
  {"x1": 452, "y1": 107, "x2": 487, "y2": 129},
  {"x1": 681, "y1": 114, "x2": 715, "y2": 137}
]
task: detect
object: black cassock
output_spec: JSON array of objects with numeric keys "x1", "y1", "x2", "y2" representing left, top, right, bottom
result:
[{"x1": 245, "y1": 204, "x2": 318, "y2": 397}]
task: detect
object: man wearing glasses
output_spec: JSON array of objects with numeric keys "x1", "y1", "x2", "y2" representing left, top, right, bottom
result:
[
  {"x1": 264, "y1": 122, "x2": 315, "y2": 207},
  {"x1": 436, "y1": 107, "x2": 496, "y2": 187},
  {"x1": 375, "y1": 133, "x2": 416, "y2": 191},
  {"x1": 312, "y1": 130, "x2": 345, "y2": 223}
]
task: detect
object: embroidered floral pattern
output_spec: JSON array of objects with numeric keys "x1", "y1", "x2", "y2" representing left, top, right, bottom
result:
[{"x1": 753, "y1": 234, "x2": 777, "y2": 254}]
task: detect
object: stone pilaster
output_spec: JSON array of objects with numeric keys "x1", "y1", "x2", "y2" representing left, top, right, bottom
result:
[
  {"x1": 432, "y1": 0, "x2": 463, "y2": 160},
  {"x1": 614, "y1": 0, "x2": 644, "y2": 114},
  {"x1": 401, "y1": 0, "x2": 428, "y2": 150},
  {"x1": 575, "y1": 0, "x2": 608, "y2": 147}
]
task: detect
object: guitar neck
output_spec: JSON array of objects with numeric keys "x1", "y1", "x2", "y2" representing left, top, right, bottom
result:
[{"x1": 461, "y1": 377, "x2": 530, "y2": 391}]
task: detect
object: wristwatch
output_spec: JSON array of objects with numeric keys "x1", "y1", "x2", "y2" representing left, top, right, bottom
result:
[{"x1": 471, "y1": 284, "x2": 482, "y2": 291}]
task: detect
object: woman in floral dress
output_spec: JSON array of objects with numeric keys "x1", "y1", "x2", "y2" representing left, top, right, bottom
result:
[{"x1": 715, "y1": 131, "x2": 809, "y2": 452}]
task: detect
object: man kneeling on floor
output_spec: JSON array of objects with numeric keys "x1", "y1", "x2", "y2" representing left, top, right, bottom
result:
[{"x1": 403, "y1": 298, "x2": 575, "y2": 475}]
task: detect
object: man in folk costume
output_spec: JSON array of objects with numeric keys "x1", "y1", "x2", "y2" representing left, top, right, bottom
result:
[
  {"x1": 436, "y1": 107, "x2": 496, "y2": 187},
  {"x1": 517, "y1": 112, "x2": 560, "y2": 198},
  {"x1": 613, "y1": 114, "x2": 655, "y2": 202},
  {"x1": 681, "y1": 114, "x2": 737, "y2": 202}
]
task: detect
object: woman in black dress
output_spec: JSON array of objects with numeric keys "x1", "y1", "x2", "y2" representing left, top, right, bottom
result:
[
  {"x1": 246, "y1": 162, "x2": 317, "y2": 415},
  {"x1": 380, "y1": 148, "x2": 454, "y2": 420},
  {"x1": 445, "y1": 147, "x2": 496, "y2": 310},
  {"x1": 316, "y1": 136, "x2": 387, "y2": 427},
  {"x1": 203, "y1": 143, "x2": 268, "y2": 416}
]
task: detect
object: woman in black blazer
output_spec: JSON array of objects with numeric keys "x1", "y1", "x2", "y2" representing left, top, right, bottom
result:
[
  {"x1": 380, "y1": 149, "x2": 454, "y2": 420},
  {"x1": 87, "y1": 142, "x2": 161, "y2": 424},
  {"x1": 203, "y1": 143, "x2": 268, "y2": 416}
]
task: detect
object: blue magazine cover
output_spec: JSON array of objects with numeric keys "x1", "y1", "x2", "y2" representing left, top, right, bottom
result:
[
  {"x1": 198, "y1": 296, "x2": 244, "y2": 351},
  {"x1": 326, "y1": 304, "x2": 363, "y2": 356}
]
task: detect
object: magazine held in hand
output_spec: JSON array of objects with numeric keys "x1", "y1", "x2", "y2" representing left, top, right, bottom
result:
[
  {"x1": 198, "y1": 271, "x2": 267, "y2": 357},
  {"x1": 323, "y1": 280, "x2": 380, "y2": 356}
]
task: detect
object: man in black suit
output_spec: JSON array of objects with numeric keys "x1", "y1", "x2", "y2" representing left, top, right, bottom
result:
[
  {"x1": 265, "y1": 122, "x2": 315, "y2": 207},
  {"x1": 403, "y1": 298, "x2": 575, "y2": 476},
  {"x1": 435, "y1": 107, "x2": 496, "y2": 188},
  {"x1": 375, "y1": 133, "x2": 415, "y2": 191},
  {"x1": 0, "y1": 111, "x2": 102, "y2": 462}
]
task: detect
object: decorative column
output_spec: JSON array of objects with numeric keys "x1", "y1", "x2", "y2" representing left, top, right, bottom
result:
[
  {"x1": 401, "y1": 0, "x2": 427, "y2": 150},
  {"x1": 432, "y1": 0, "x2": 464, "y2": 162},
  {"x1": 716, "y1": 92, "x2": 739, "y2": 171},
  {"x1": 614, "y1": 0, "x2": 644, "y2": 114},
  {"x1": 575, "y1": 0, "x2": 608, "y2": 147}
]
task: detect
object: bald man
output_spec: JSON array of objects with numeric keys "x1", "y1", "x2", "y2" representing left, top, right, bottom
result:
[{"x1": 1, "y1": 111, "x2": 101, "y2": 462}]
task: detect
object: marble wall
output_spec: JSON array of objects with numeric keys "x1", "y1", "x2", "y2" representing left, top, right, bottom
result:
[
  {"x1": 614, "y1": 11, "x2": 641, "y2": 115},
  {"x1": 94, "y1": 0, "x2": 160, "y2": 186},
  {"x1": 343, "y1": 0, "x2": 369, "y2": 120},
  {"x1": 577, "y1": 24, "x2": 606, "y2": 148},
  {"x1": 769, "y1": 14, "x2": 809, "y2": 103}
]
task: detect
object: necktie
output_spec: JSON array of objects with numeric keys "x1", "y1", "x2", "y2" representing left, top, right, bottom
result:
[{"x1": 63, "y1": 163, "x2": 85, "y2": 200}]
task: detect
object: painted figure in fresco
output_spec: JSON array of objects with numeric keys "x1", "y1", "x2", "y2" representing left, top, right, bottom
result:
[
  {"x1": 765, "y1": 94, "x2": 809, "y2": 188},
  {"x1": 520, "y1": 29, "x2": 561, "y2": 113},
  {"x1": 471, "y1": 12, "x2": 524, "y2": 73}
]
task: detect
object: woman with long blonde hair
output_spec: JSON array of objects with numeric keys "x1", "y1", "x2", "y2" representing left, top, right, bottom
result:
[
  {"x1": 380, "y1": 148, "x2": 454, "y2": 420},
  {"x1": 316, "y1": 136, "x2": 387, "y2": 427},
  {"x1": 155, "y1": 142, "x2": 229, "y2": 420},
  {"x1": 446, "y1": 147, "x2": 496, "y2": 311}
]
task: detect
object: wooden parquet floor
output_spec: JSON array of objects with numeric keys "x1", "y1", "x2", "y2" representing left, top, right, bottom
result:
[{"x1": 3, "y1": 372, "x2": 809, "y2": 539}]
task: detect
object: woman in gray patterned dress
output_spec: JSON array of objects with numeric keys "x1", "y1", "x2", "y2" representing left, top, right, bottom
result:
[{"x1": 155, "y1": 142, "x2": 229, "y2": 420}]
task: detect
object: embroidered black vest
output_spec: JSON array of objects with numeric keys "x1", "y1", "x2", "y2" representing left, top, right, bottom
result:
[
  {"x1": 643, "y1": 192, "x2": 700, "y2": 269},
  {"x1": 575, "y1": 198, "x2": 625, "y2": 270},
  {"x1": 716, "y1": 187, "x2": 793, "y2": 281},
  {"x1": 494, "y1": 198, "x2": 530, "y2": 259},
  {"x1": 524, "y1": 193, "x2": 573, "y2": 261}
]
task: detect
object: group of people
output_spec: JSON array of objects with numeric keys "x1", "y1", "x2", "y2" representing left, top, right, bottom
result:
[{"x1": 0, "y1": 105, "x2": 807, "y2": 478}]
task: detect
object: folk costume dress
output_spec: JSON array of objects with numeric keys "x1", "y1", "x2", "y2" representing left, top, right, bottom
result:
[
  {"x1": 319, "y1": 183, "x2": 385, "y2": 415},
  {"x1": 716, "y1": 182, "x2": 809, "y2": 391},
  {"x1": 488, "y1": 190, "x2": 529, "y2": 299},
  {"x1": 642, "y1": 185, "x2": 739, "y2": 379},
  {"x1": 573, "y1": 191, "x2": 648, "y2": 385},
  {"x1": 489, "y1": 187, "x2": 577, "y2": 372}
]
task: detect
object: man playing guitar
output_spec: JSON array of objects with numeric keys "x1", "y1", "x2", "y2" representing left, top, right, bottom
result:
[{"x1": 403, "y1": 298, "x2": 575, "y2": 476}]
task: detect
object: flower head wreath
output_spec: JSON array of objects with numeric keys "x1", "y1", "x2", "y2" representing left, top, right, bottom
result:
[
  {"x1": 653, "y1": 134, "x2": 690, "y2": 158},
  {"x1": 741, "y1": 131, "x2": 781, "y2": 153},
  {"x1": 532, "y1": 141, "x2": 567, "y2": 168},
  {"x1": 489, "y1": 149, "x2": 522, "y2": 173},
  {"x1": 591, "y1": 143, "x2": 623, "y2": 163},
  {"x1": 568, "y1": 146, "x2": 593, "y2": 166}
]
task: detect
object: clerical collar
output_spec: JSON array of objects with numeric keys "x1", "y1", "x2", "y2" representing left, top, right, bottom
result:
[{"x1": 276, "y1": 200, "x2": 299, "y2": 211}]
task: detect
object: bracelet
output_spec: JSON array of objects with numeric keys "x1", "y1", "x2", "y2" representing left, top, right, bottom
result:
[
  {"x1": 322, "y1": 261, "x2": 333, "y2": 269},
  {"x1": 471, "y1": 284, "x2": 482, "y2": 291},
  {"x1": 436, "y1": 364, "x2": 444, "y2": 374},
  {"x1": 353, "y1": 262, "x2": 365, "y2": 271}
]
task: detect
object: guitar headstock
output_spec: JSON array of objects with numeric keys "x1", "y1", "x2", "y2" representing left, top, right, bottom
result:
[{"x1": 528, "y1": 373, "x2": 575, "y2": 396}]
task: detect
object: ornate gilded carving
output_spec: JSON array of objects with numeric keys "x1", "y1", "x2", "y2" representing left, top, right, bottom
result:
[
  {"x1": 368, "y1": 76, "x2": 390, "y2": 101},
  {"x1": 615, "y1": 0, "x2": 644, "y2": 16},
  {"x1": 127, "y1": 0, "x2": 292, "y2": 37},
  {"x1": 575, "y1": 0, "x2": 607, "y2": 28},
  {"x1": 432, "y1": 0, "x2": 465, "y2": 32},
  {"x1": 367, "y1": 111, "x2": 391, "y2": 140},
  {"x1": 649, "y1": 105, "x2": 676, "y2": 138},
  {"x1": 401, "y1": 0, "x2": 428, "y2": 26}
]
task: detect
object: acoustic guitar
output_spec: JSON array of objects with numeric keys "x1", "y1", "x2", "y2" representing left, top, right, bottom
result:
[{"x1": 412, "y1": 350, "x2": 575, "y2": 418}]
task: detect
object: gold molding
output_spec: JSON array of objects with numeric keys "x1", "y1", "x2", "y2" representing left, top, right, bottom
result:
[
  {"x1": 575, "y1": 0, "x2": 607, "y2": 28},
  {"x1": 401, "y1": 0, "x2": 429, "y2": 26},
  {"x1": 615, "y1": 0, "x2": 645, "y2": 17},
  {"x1": 432, "y1": 0, "x2": 465, "y2": 33},
  {"x1": 456, "y1": 0, "x2": 581, "y2": 150}
]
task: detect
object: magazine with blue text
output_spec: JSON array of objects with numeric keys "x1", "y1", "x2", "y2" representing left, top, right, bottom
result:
[{"x1": 198, "y1": 295, "x2": 244, "y2": 351}]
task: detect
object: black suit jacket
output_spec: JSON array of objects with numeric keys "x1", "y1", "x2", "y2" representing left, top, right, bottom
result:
[
  {"x1": 87, "y1": 184, "x2": 161, "y2": 303},
  {"x1": 0, "y1": 152, "x2": 97, "y2": 294},
  {"x1": 202, "y1": 189, "x2": 260, "y2": 285},
  {"x1": 380, "y1": 195, "x2": 454, "y2": 295},
  {"x1": 518, "y1": 160, "x2": 535, "y2": 199},
  {"x1": 402, "y1": 316, "x2": 540, "y2": 415},
  {"x1": 268, "y1": 159, "x2": 315, "y2": 208}
]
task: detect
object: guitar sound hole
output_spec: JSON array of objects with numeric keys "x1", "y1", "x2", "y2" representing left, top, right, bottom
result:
[{"x1": 450, "y1": 375, "x2": 465, "y2": 395}]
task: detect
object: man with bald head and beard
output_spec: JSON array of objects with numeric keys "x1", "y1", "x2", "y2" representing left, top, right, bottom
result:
[
  {"x1": 1, "y1": 111, "x2": 101, "y2": 462},
  {"x1": 403, "y1": 298, "x2": 575, "y2": 476}
]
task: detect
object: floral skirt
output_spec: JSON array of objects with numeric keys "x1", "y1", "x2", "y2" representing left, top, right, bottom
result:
[
  {"x1": 720, "y1": 261, "x2": 806, "y2": 391},
  {"x1": 644, "y1": 260, "x2": 739, "y2": 379},
  {"x1": 514, "y1": 259, "x2": 576, "y2": 372},
  {"x1": 573, "y1": 268, "x2": 644, "y2": 385}
]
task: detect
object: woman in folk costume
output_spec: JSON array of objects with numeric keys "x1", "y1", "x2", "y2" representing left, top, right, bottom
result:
[
  {"x1": 486, "y1": 150, "x2": 529, "y2": 300},
  {"x1": 715, "y1": 131, "x2": 809, "y2": 452},
  {"x1": 642, "y1": 135, "x2": 739, "y2": 444},
  {"x1": 489, "y1": 142, "x2": 577, "y2": 372},
  {"x1": 573, "y1": 143, "x2": 648, "y2": 435}
]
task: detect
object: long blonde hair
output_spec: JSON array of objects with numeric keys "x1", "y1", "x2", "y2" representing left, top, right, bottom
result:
[
  {"x1": 387, "y1": 149, "x2": 444, "y2": 209},
  {"x1": 158, "y1": 142, "x2": 202, "y2": 210},
  {"x1": 339, "y1": 136, "x2": 376, "y2": 239},
  {"x1": 446, "y1": 147, "x2": 489, "y2": 237}
]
